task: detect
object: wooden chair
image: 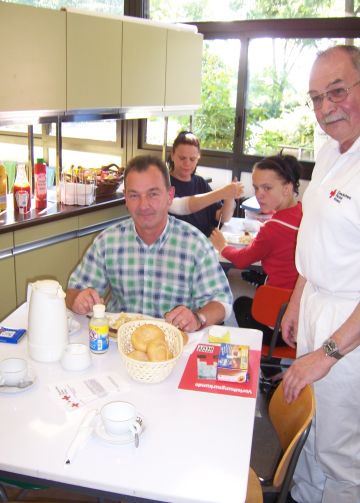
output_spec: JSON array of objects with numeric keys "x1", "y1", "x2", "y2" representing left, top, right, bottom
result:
[
  {"x1": 251, "y1": 285, "x2": 295, "y2": 362},
  {"x1": 259, "y1": 381, "x2": 315, "y2": 503},
  {"x1": 246, "y1": 467, "x2": 264, "y2": 503}
]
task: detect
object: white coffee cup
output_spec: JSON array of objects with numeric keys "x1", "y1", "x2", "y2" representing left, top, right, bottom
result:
[
  {"x1": 0, "y1": 358, "x2": 28, "y2": 386},
  {"x1": 60, "y1": 343, "x2": 92, "y2": 371},
  {"x1": 100, "y1": 401, "x2": 142, "y2": 437}
]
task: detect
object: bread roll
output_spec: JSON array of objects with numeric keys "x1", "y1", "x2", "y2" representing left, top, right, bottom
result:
[
  {"x1": 128, "y1": 350, "x2": 149, "y2": 361},
  {"x1": 147, "y1": 340, "x2": 170, "y2": 362},
  {"x1": 131, "y1": 324, "x2": 165, "y2": 352}
]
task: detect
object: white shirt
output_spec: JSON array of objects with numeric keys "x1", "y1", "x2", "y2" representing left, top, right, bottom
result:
[{"x1": 296, "y1": 136, "x2": 360, "y2": 300}]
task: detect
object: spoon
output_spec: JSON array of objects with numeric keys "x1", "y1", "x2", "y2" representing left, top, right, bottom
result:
[{"x1": 133, "y1": 416, "x2": 143, "y2": 448}]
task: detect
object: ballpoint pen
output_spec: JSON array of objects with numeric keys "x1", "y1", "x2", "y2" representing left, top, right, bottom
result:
[
  {"x1": 65, "y1": 408, "x2": 98, "y2": 465},
  {"x1": 217, "y1": 213, "x2": 223, "y2": 229}
]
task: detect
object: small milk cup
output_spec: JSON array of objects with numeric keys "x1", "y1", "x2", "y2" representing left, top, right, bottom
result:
[
  {"x1": 100, "y1": 401, "x2": 142, "y2": 437},
  {"x1": 61, "y1": 343, "x2": 92, "y2": 371},
  {"x1": 0, "y1": 358, "x2": 28, "y2": 386}
]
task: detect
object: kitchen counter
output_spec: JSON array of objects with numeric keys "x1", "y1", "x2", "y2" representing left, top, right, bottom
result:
[
  {"x1": 0, "y1": 190, "x2": 126, "y2": 234},
  {"x1": 0, "y1": 190, "x2": 129, "y2": 320}
]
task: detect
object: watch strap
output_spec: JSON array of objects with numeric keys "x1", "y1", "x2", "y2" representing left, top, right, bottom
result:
[{"x1": 193, "y1": 311, "x2": 206, "y2": 330}]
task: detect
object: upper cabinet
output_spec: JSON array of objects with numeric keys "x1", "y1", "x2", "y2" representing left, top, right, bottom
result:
[
  {"x1": 67, "y1": 12, "x2": 122, "y2": 111},
  {"x1": 165, "y1": 30, "x2": 203, "y2": 109},
  {"x1": 122, "y1": 21, "x2": 167, "y2": 108},
  {"x1": 0, "y1": 3, "x2": 202, "y2": 117},
  {"x1": 0, "y1": 3, "x2": 66, "y2": 113}
]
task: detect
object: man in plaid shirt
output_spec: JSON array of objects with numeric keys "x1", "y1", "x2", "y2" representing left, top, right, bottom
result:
[{"x1": 66, "y1": 155, "x2": 232, "y2": 332}]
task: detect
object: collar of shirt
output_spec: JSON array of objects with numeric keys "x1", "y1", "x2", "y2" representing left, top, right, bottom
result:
[{"x1": 133, "y1": 217, "x2": 171, "y2": 251}]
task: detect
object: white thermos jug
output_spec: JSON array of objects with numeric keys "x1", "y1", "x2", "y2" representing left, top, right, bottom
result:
[{"x1": 27, "y1": 279, "x2": 68, "y2": 362}]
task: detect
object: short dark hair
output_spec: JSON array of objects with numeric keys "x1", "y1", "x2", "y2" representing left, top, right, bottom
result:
[
  {"x1": 168, "y1": 131, "x2": 201, "y2": 172},
  {"x1": 253, "y1": 154, "x2": 302, "y2": 195},
  {"x1": 317, "y1": 45, "x2": 360, "y2": 75},
  {"x1": 124, "y1": 155, "x2": 171, "y2": 190}
]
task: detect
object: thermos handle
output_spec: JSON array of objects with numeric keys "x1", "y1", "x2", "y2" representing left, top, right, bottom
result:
[
  {"x1": 57, "y1": 285, "x2": 66, "y2": 299},
  {"x1": 26, "y1": 282, "x2": 34, "y2": 305}
]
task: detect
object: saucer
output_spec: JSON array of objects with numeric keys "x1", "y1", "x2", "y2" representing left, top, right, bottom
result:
[
  {"x1": 68, "y1": 319, "x2": 81, "y2": 336},
  {"x1": 94, "y1": 415, "x2": 144, "y2": 445},
  {"x1": 0, "y1": 366, "x2": 36, "y2": 394}
]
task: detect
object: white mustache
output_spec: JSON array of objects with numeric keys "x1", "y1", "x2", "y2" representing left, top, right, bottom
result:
[{"x1": 322, "y1": 113, "x2": 347, "y2": 125}]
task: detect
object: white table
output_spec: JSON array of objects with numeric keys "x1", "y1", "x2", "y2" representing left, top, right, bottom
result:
[{"x1": 0, "y1": 304, "x2": 262, "y2": 503}]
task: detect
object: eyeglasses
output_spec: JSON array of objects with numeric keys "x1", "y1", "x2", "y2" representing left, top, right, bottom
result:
[{"x1": 306, "y1": 80, "x2": 360, "y2": 110}]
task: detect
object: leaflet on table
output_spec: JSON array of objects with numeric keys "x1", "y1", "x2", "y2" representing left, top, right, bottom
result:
[
  {"x1": 0, "y1": 327, "x2": 26, "y2": 344},
  {"x1": 48, "y1": 372, "x2": 129, "y2": 411},
  {"x1": 178, "y1": 343, "x2": 260, "y2": 398}
]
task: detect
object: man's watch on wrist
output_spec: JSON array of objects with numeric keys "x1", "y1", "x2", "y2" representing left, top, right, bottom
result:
[
  {"x1": 322, "y1": 337, "x2": 343, "y2": 360},
  {"x1": 193, "y1": 311, "x2": 207, "y2": 330}
]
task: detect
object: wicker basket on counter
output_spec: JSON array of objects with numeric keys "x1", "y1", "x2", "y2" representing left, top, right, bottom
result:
[
  {"x1": 95, "y1": 164, "x2": 124, "y2": 198},
  {"x1": 117, "y1": 320, "x2": 184, "y2": 384}
]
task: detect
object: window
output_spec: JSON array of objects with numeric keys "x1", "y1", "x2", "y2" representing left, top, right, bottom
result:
[
  {"x1": 5, "y1": 0, "x2": 124, "y2": 16},
  {"x1": 145, "y1": 39, "x2": 240, "y2": 152},
  {"x1": 244, "y1": 37, "x2": 359, "y2": 161},
  {"x1": 150, "y1": 0, "x2": 358, "y2": 22},
  {"x1": 140, "y1": 9, "x2": 360, "y2": 180}
]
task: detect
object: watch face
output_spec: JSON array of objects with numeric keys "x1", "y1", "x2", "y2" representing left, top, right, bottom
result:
[
  {"x1": 323, "y1": 338, "x2": 342, "y2": 359},
  {"x1": 327, "y1": 340, "x2": 336, "y2": 353}
]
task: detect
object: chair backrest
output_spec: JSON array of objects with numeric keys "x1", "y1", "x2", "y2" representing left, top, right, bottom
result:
[
  {"x1": 246, "y1": 467, "x2": 263, "y2": 503},
  {"x1": 269, "y1": 381, "x2": 315, "y2": 489},
  {"x1": 251, "y1": 285, "x2": 293, "y2": 328}
]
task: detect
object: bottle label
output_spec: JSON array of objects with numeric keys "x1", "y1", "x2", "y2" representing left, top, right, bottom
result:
[
  {"x1": 16, "y1": 190, "x2": 29, "y2": 213},
  {"x1": 35, "y1": 173, "x2": 47, "y2": 197},
  {"x1": 89, "y1": 323, "x2": 109, "y2": 353}
]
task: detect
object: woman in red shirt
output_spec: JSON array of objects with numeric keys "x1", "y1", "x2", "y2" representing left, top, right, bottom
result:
[{"x1": 210, "y1": 154, "x2": 302, "y2": 344}]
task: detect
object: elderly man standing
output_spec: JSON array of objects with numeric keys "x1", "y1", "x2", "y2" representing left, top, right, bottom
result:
[
  {"x1": 66, "y1": 155, "x2": 232, "y2": 332},
  {"x1": 282, "y1": 45, "x2": 360, "y2": 503}
]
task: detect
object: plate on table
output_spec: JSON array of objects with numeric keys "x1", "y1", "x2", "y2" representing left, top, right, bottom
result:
[
  {"x1": 223, "y1": 231, "x2": 256, "y2": 247},
  {"x1": 105, "y1": 312, "x2": 157, "y2": 337},
  {"x1": 0, "y1": 366, "x2": 36, "y2": 394},
  {"x1": 67, "y1": 318, "x2": 81, "y2": 336},
  {"x1": 94, "y1": 415, "x2": 145, "y2": 445}
]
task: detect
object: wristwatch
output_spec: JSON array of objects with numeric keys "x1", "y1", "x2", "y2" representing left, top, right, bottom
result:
[
  {"x1": 322, "y1": 338, "x2": 343, "y2": 360},
  {"x1": 193, "y1": 311, "x2": 207, "y2": 330}
]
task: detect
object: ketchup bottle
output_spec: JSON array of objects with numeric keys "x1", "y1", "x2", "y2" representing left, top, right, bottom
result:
[
  {"x1": 34, "y1": 158, "x2": 47, "y2": 210},
  {"x1": 13, "y1": 163, "x2": 31, "y2": 214}
]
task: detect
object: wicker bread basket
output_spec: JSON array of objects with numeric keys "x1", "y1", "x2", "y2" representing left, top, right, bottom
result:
[{"x1": 117, "y1": 320, "x2": 183, "y2": 384}]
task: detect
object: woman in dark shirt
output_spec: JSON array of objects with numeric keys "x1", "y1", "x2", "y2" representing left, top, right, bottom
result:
[{"x1": 168, "y1": 131, "x2": 236, "y2": 237}]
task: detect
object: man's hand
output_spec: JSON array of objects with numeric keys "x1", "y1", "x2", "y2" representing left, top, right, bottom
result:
[
  {"x1": 282, "y1": 348, "x2": 335, "y2": 402},
  {"x1": 164, "y1": 305, "x2": 200, "y2": 332},
  {"x1": 66, "y1": 288, "x2": 104, "y2": 315},
  {"x1": 210, "y1": 229, "x2": 227, "y2": 253}
]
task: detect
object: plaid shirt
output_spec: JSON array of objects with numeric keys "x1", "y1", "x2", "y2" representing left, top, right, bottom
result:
[{"x1": 68, "y1": 215, "x2": 232, "y2": 316}]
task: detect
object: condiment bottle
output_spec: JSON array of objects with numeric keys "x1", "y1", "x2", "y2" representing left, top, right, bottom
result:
[
  {"x1": 13, "y1": 163, "x2": 31, "y2": 214},
  {"x1": 89, "y1": 304, "x2": 109, "y2": 354},
  {"x1": 0, "y1": 164, "x2": 7, "y2": 211},
  {"x1": 34, "y1": 158, "x2": 47, "y2": 210}
]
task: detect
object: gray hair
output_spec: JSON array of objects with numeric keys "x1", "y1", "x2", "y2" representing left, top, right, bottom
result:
[{"x1": 316, "y1": 45, "x2": 360, "y2": 75}]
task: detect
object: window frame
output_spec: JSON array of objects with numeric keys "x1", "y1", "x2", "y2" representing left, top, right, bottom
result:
[{"x1": 137, "y1": 16, "x2": 360, "y2": 181}]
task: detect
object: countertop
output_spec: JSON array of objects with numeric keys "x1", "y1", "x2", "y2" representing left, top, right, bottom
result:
[{"x1": 0, "y1": 190, "x2": 126, "y2": 235}]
